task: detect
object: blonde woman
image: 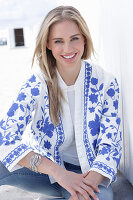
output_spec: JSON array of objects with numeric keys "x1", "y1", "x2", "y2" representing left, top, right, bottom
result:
[{"x1": 0, "y1": 6, "x2": 121, "y2": 200}]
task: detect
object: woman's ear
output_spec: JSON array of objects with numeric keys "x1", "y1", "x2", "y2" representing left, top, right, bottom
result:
[
  {"x1": 47, "y1": 41, "x2": 51, "y2": 50},
  {"x1": 83, "y1": 36, "x2": 86, "y2": 45}
]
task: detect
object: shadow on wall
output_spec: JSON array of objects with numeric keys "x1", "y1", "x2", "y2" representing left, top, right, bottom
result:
[{"x1": 99, "y1": 0, "x2": 133, "y2": 184}]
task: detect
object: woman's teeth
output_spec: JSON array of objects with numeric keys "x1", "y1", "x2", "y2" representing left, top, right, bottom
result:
[{"x1": 62, "y1": 53, "x2": 76, "y2": 59}]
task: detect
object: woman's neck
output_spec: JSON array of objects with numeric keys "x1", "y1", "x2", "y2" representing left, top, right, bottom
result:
[{"x1": 56, "y1": 62, "x2": 82, "y2": 86}]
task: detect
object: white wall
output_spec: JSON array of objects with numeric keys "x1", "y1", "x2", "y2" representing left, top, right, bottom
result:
[
  {"x1": 0, "y1": 29, "x2": 9, "y2": 49},
  {"x1": 99, "y1": 0, "x2": 133, "y2": 184}
]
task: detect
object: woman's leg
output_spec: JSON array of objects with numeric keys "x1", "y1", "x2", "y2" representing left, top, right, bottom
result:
[
  {"x1": 58, "y1": 185, "x2": 113, "y2": 200},
  {"x1": 59, "y1": 182, "x2": 113, "y2": 200},
  {"x1": 0, "y1": 161, "x2": 114, "y2": 200},
  {"x1": 94, "y1": 185, "x2": 114, "y2": 200},
  {"x1": 0, "y1": 161, "x2": 62, "y2": 198}
]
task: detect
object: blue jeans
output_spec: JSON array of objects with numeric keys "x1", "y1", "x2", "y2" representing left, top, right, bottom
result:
[{"x1": 0, "y1": 161, "x2": 113, "y2": 200}]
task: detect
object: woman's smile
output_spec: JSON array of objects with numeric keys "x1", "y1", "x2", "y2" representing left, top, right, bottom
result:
[{"x1": 61, "y1": 52, "x2": 77, "y2": 61}]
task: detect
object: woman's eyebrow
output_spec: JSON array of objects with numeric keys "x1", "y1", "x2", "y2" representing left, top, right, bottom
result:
[
  {"x1": 52, "y1": 34, "x2": 80, "y2": 40},
  {"x1": 70, "y1": 34, "x2": 80, "y2": 38},
  {"x1": 52, "y1": 37, "x2": 62, "y2": 40}
]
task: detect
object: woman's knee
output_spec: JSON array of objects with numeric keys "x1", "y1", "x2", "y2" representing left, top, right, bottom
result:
[
  {"x1": 97, "y1": 185, "x2": 114, "y2": 200},
  {"x1": 0, "y1": 161, "x2": 10, "y2": 178}
]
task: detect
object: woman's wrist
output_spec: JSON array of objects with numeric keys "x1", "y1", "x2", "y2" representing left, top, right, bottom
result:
[
  {"x1": 86, "y1": 171, "x2": 104, "y2": 186},
  {"x1": 37, "y1": 156, "x2": 66, "y2": 180},
  {"x1": 18, "y1": 152, "x2": 64, "y2": 178},
  {"x1": 50, "y1": 163, "x2": 67, "y2": 181}
]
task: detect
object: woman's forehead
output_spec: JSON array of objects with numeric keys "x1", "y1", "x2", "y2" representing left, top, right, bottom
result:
[{"x1": 49, "y1": 20, "x2": 81, "y2": 38}]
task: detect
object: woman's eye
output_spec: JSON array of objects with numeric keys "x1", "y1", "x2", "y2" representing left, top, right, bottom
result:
[
  {"x1": 71, "y1": 37, "x2": 79, "y2": 41},
  {"x1": 54, "y1": 40, "x2": 63, "y2": 44}
]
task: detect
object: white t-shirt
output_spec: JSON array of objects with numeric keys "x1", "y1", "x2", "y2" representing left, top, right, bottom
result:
[{"x1": 61, "y1": 85, "x2": 80, "y2": 166}]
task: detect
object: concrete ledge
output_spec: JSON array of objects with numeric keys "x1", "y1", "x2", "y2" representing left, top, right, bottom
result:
[{"x1": 112, "y1": 171, "x2": 133, "y2": 200}]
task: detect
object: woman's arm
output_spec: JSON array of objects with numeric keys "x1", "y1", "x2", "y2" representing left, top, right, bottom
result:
[
  {"x1": 0, "y1": 74, "x2": 42, "y2": 171},
  {"x1": 88, "y1": 77, "x2": 122, "y2": 185},
  {"x1": 18, "y1": 152, "x2": 99, "y2": 200},
  {"x1": 18, "y1": 151, "x2": 61, "y2": 175}
]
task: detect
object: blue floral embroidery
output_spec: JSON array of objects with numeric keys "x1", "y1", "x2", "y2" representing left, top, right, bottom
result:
[
  {"x1": 0, "y1": 132, "x2": 4, "y2": 146},
  {"x1": 31, "y1": 88, "x2": 40, "y2": 96},
  {"x1": 100, "y1": 123, "x2": 108, "y2": 134},
  {"x1": 83, "y1": 62, "x2": 96, "y2": 166},
  {"x1": 54, "y1": 116, "x2": 65, "y2": 165},
  {"x1": 91, "y1": 77, "x2": 98, "y2": 85},
  {"x1": 2, "y1": 144, "x2": 32, "y2": 169},
  {"x1": 44, "y1": 140, "x2": 52, "y2": 150},
  {"x1": 99, "y1": 145, "x2": 111, "y2": 155},
  {"x1": 29, "y1": 75, "x2": 36, "y2": 83},
  {"x1": 88, "y1": 114, "x2": 100, "y2": 136},
  {"x1": 92, "y1": 139, "x2": 97, "y2": 149},
  {"x1": 89, "y1": 107, "x2": 95, "y2": 113},
  {"x1": 37, "y1": 116, "x2": 54, "y2": 138},
  {"x1": 106, "y1": 118, "x2": 110, "y2": 123},
  {"x1": 88, "y1": 76, "x2": 104, "y2": 114},
  {"x1": 7, "y1": 103, "x2": 18, "y2": 117},
  {"x1": 113, "y1": 100, "x2": 118, "y2": 110},
  {"x1": 116, "y1": 117, "x2": 121, "y2": 125},
  {"x1": 89, "y1": 94, "x2": 98, "y2": 104},
  {"x1": 35, "y1": 93, "x2": 54, "y2": 155},
  {"x1": 113, "y1": 155, "x2": 121, "y2": 168},
  {"x1": 92, "y1": 161, "x2": 116, "y2": 181},
  {"x1": 17, "y1": 93, "x2": 26, "y2": 102},
  {"x1": 107, "y1": 88, "x2": 115, "y2": 98},
  {"x1": 106, "y1": 132, "x2": 112, "y2": 139}
]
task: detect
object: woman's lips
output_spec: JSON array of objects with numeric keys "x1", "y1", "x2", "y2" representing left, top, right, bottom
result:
[{"x1": 61, "y1": 53, "x2": 77, "y2": 60}]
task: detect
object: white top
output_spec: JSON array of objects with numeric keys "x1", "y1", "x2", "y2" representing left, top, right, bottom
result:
[
  {"x1": 67, "y1": 85, "x2": 75, "y2": 124},
  {"x1": 56, "y1": 68, "x2": 80, "y2": 166},
  {"x1": 62, "y1": 85, "x2": 80, "y2": 166}
]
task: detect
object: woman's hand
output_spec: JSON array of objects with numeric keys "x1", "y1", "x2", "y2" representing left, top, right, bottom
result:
[
  {"x1": 54, "y1": 168, "x2": 88, "y2": 200},
  {"x1": 80, "y1": 171, "x2": 104, "y2": 200},
  {"x1": 53, "y1": 167, "x2": 99, "y2": 200},
  {"x1": 83, "y1": 171, "x2": 104, "y2": 193},
  {"x1": 68, "y1": 171, "x2": 104, "y2": 200}
]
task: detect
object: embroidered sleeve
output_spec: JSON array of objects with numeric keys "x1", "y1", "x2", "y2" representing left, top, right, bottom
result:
[
  {"x1": 0, "y1": 74, "x2": 42, "y2": 171},
  {"x1": 90, "y1": 77, "x2": 122, "y2": 184}
]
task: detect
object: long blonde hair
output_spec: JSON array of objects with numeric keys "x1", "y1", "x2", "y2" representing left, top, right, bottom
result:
[{"x1": 32, "y1": 6, "x2": 94, "y2": 125}]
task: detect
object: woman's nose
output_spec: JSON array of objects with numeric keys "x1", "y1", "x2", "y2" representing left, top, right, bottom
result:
[{"x1": 63, "y1": 42, "x2": 72, "y2": 53}]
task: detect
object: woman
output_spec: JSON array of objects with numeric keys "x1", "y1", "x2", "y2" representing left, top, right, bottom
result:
[{"x1": 0, "y1": 6, "x2": 122, "y2": 200}]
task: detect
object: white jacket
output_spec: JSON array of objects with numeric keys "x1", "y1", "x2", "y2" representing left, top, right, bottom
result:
[{"x1": 0, "y1": 61, "x2": 122, "y2": 184}]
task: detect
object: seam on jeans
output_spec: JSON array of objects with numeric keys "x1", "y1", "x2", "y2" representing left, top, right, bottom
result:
[
  {"x1": 13, "y1": 172, "x2": 45, "y2": 176},
  {"x1": 0, "y1": 172, "x2": 46, "y2": 181}
]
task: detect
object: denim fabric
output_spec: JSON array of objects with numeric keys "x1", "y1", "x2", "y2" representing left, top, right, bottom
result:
[{"x1": 0, "y1": 161, "x2": 113, "y2": 200}]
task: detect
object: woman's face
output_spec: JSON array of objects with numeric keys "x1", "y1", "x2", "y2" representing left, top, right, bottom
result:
[{"x1": 47, "y1": 20, "x2": 85, "y2": 72}]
